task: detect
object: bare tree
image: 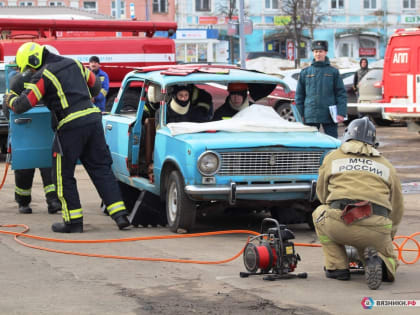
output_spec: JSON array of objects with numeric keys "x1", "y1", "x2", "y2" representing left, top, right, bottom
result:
[
  {"x1": 281, "y1": 0, "x2": 322, "y2": 67},
  {"x1": 216, "y1": 0, "x2": 239, "y2": 64}
]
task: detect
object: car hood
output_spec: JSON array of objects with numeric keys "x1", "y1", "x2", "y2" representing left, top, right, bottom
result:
[{"x1": 172, "y1": 130, "x2": 340, "y2": 150}]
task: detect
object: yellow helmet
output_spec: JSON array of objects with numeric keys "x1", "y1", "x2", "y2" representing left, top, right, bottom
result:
[{"x1": 16, "y1": 42, "x2": 45, "y2": 72}]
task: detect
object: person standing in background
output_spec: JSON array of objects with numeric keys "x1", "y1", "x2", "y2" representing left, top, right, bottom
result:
[
  {"x1": 353, "y1": 58, "x2": 369, "y2": 102},
  {"x1": 89, "y1": 56, "x2": 109, "y2": 112},
  {"x1": 295, "y1": 40, "x2": 347, "y2": 138}
]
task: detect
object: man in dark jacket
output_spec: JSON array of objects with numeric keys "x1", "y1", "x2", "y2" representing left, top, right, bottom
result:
[
  {"x1": 295, "y1": 40, "x2": 347, "y2": 138},
  {"x1": 213, "y1": 83, "x2": 249, "y2": 120},
  {"x1": 4, "y1": 42, "x2": 130, "y2": 233}
]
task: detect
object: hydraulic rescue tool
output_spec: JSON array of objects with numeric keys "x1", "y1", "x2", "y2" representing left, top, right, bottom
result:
[{"x1": 240, "y1": 218, "x2": 307, "y2": 280}]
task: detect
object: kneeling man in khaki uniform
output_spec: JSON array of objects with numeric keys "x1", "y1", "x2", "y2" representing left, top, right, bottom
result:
[{"x1": 313, "y1": 117, "x2": 404, "y2": 290}]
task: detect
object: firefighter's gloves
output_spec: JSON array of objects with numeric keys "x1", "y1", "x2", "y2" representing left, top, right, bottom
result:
[
  {"x1": 2, "y1": 93, "x2": 11, "y2": 118},
  {"x1": 3, "y1": 93, "x2": 15, "y2": 114},
  {"x1": 10, "y1": 69, "x2": 32, "y2": 95}
]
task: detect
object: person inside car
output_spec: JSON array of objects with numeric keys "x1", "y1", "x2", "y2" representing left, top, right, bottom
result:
[
  {"x1": 213, "y1": 83, "x2": 249, "y2": 120},
  {"x1": 166, "y1": 84, "x2": 213, "y2": 123}
]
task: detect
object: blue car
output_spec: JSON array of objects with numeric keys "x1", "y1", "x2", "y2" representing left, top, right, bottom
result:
[{"x1": 9, "y1": 64, "x2": 340, "y2": 233}]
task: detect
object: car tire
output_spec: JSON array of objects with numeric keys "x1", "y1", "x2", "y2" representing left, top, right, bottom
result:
[
  {"x1": 275, "y1": 102, "x2": 295, "y2": 122},
  {"x1": 166, "y1": 170, "x2": 196, "y2": 233},
  {"x1": 118, "y1": 181, "x2": 166, "y2": 227},
  {"x1": 372, "y1": 117, "x2": 393, "y2": 126}
]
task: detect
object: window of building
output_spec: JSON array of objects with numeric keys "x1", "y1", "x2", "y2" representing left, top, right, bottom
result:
[
  {"x1": 265, "y1": 0, "x2": 279, "y2": 10},
  {"x1": 49, "y1": 1, "x2": 64, "y2": 6},
  {"x1": 153, "y1": 0, "x2": 167, "y2": 13},
  {"x1": 19, "y1": 2, "x2": 33, "y2": 6},
  {"x1": 403, "y1": 0, "x2": 415, "y2": 9},
  {"x1": 196, "y1": 0, "x2": 210, "y2": 12},
  {"x1": 331, "y1": 0, "x2": 344, "y2": 9},
  {"x1": 83, "y1": 1, "x2": 97, "y2": 12},
  {"x1": 112, "y1": 1, "x2": 126, "y2": 18},
  {"x1": 363, "y1": 0, "x2": 376, "y2": 9},
  {"x1": 0, "y1": 2, "x2": 4, "y2": 6}
]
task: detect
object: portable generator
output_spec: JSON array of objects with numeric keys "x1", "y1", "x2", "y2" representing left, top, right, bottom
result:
[{"x1": 240, "y1": 218, "x2": 307, "y2": 280}]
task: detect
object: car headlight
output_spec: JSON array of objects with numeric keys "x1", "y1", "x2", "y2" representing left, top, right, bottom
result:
[{"x1": 197, "y1": 151, "x2": 220, "y2": 176}]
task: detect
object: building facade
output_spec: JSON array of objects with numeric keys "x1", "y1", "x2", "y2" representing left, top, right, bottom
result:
[
  {"x1": 173, "y1": 0, "x2": 420, "y2": 63},
  {"x1": 0, "y1": 0, "x2": 176, "y2": 21}
]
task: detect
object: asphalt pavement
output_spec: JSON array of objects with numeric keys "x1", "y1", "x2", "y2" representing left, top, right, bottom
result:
[{"x1": 0, "y1": 125, "x2": 419, "y2": 314}]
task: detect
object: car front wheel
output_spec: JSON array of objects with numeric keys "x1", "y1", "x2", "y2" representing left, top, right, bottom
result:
[{"x1": 166, "y1": 170, "x2": 196, "y2": 233}]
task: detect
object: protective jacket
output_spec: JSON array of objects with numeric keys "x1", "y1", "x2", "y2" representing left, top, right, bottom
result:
[
  {"x1": 6, "y1": 49, "x2": 102, "y2": 131},
  {"x1": 295, "y1": 57, "x2": 347, "y2": 123},
  {"x1": 5, "y1": 49, "x2": 127, "y2": 224},
  {"x1": 92, "y1": 67, "x2": 109, "y2": 112},
  {"x1": 314, "y1": 140, "x2": 404, "y2": 280},
  {"x1": 317, "y1": 140, "x2": 404, "y2": 236},
  {"x1": 167, "y1": 86, "x2": 213, "y2": 123},
  {"x1": 213, "y1": 97, "x2": 250, "y2": 121}
]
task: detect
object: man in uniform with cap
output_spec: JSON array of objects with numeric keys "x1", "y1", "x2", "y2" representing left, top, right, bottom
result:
[
  {"x1": 295, "y1": 40, "x2": 347, "y2": 138},
  {"x1": 213, "y1": 83, "x2": 249, "y2": 120},
  {"x1": 312, "y1": 117, "x2": 404, "y2": 290}
]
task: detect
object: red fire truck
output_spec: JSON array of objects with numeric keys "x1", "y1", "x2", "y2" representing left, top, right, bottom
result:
[
  {"x1": 0, "y1": 18, "x2": 177, "y2": 152},
  {"x1": 0, "y1": 18, "x2": 176, "y2": 105},
  {"x1": 358, "y1": 28, "x2": 420, "y2": 132}
]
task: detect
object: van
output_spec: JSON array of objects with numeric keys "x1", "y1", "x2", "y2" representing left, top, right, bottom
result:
[{"x1": 359, "y1": 28, "x2": 420, "y2": 131}]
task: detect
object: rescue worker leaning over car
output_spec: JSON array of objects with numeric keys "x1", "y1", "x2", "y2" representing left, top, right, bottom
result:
[
  {"x1": 4, "y1": 42, "x2": 130, "y2": 233},
  {"x1": 166, "y1": 84, "x2": 213, "y2": 123},
  {"x1": 312, "y1": 117, "x2": 404, "y2": 290},
  {"x1": 213, "y1": 83, "x2": 250, "y2": 121}
]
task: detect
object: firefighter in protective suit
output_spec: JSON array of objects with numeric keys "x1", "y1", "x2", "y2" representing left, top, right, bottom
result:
[
  {"x1": 166, "y1": 84, "x2": 213, "y2": 123},
  {"x1": 3, "y1": 69, "x2": 61, "y2": 214},
  {"x1": 313, "y1": 117, "x2": 404, "y2": 290},
  {"x1": 4, "y1": 42, "x2": 130, "y2": 233}
]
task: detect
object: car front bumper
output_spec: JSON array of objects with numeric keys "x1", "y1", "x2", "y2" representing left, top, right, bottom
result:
[{"x1": 185, "y1": 180, "x2": 317, "y2": 205}]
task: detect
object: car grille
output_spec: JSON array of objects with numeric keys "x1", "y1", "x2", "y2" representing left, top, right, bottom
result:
[{"x1": 218, "y1": 151, "x2": 324, "y2": 176}]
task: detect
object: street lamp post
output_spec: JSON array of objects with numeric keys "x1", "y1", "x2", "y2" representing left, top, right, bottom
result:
[{"x1": 238, "y1": 0, "x2": 246, "y2": 68}]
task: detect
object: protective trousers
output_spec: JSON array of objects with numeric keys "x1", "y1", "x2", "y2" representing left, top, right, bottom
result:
[
  {"x1": 15, "y1": 168, "x2": 58, "y2": 206},
  {"x1": 312, "y1": 205, "x2": 397, "y2": 281},
  {"x1": 52, "y1": 120, "x2": 127, "y2": 224}
]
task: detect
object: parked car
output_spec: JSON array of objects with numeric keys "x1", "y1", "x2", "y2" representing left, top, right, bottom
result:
[
  {"x1": 357, "y1": 67, "x2": 392, "y2": 126},
  {"x1": 338, "y1": 68, "x2": 358, "y2": 120},
  {"x1": 8, "y1": 64, "x2": 341, "y2": 232}
]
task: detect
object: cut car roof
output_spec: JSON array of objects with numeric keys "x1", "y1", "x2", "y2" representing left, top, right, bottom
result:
[{"x1": 127, "y1": 64, "x2": 286, "y2": 87}]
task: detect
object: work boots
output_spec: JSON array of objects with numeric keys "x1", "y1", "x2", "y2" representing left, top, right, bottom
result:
[
  {"x1": 52, "y1": 219, "x2": 83, "y2": 233},
  {"x1": 324, "y1": 267, "x2": 351, "y2": 281},
  {"x1": 47, "y1": 199, "x2": 62, "y2": 214},
  {"x1": 113, "y1": 212, "x2": 130, "y2": 230},
  {"x1": 18, "y1": 205, "x2": 32, "y2": 214},
  {"x1": 364, "y1": 247, "x2": 383, "y2": 290}
]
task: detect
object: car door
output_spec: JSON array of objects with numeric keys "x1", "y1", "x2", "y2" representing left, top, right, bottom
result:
[
  {"x1": 9, "y1": 106, "x2": 54, "y2": 170},
  {"x1": 102, "y1": 79, "x2": 145, "y2": 177}
]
